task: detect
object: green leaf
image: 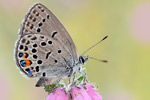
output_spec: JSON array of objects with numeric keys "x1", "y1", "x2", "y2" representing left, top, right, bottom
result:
[
  {"x1": 77, "y1": 75, "x2": 84, "y2": 84},
  {"x1": 44, "y1": 82, "x2": 65, "y2": 93}
]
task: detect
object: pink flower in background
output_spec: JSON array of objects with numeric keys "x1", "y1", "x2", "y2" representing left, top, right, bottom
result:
[
  {"x1": 46, "y1": 83, "x2": 102, "y2": 100},
  {"x1": 131, "y1": 3, "x2": 150, "y2": 44},
  {"x1": 0, "y1": 74, "x2": 11, "y2": 100},
  {"x1": 70, "y1": 86, "x2": 91, "y2": 100},
  {"x1": 46, "y1": 88, "x2": 68, "y2": 100}
]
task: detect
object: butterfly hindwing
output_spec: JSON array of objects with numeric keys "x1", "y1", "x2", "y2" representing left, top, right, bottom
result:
[{"x1": 15, "y1": 33, "x2": 74, "y2": 78}]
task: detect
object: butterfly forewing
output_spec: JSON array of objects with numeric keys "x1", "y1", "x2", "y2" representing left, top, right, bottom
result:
[{"x1": 19, "y1": 3, "x2": 78, "y2": 65}]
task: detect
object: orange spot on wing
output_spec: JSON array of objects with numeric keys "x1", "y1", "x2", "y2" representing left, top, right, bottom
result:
[
  {"x1": 32, "y1": 70, "x2": 35, "y2": 73},
  {"x1": 23, "y1": 53, "x2": 27, "y2": 58},
  {"x1": 24, "y1": 60, "x2": 30, "y2": 67}
]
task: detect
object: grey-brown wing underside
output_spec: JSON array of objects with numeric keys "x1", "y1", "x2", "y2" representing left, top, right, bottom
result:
[
  {"x1": 15, "y1": 33, "x2": 73, "y2": 78},
  {"x1": 19, "y1": 3, "x2": 79, "y2": 65}
]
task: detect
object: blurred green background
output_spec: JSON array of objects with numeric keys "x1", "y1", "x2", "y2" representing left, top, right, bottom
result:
[{"x1": 0, "y1": 0, "x2": 150, "y2": 100}]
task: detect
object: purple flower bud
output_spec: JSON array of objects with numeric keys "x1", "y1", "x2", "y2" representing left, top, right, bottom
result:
[
  {"x1": 46, "y1": 88, "x2": 68, "y2": 100},
  {"x1": 70, "y1": 86, "x2": 91, "y2": 100},
  {"x1": 84, "y1": 83, "x2": 102, "y2": 100},
  {"x1": 46, "y1": 83, "x2": 102, "y2": 100}
]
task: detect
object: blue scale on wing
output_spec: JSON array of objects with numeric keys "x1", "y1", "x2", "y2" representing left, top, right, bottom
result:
[
  {"x1": 20, "y1": 60, "x2": 26, "y2": 67},
  {"x1": 25, "y1": 68, "x2": 33, "y2": 75},
  {"x1": 19, "y1": 53, "x2": 24, "y2": 58},
  {"x1": 28, "y1": 71, "x2": 33, "y2": 75}
]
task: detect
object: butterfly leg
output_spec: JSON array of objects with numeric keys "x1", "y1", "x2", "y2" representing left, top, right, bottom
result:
[
  {"x1": 78, "y1": 68, "x2": 87, "y2": 82},
  {"x1": 71, "y1": 72, "x2": 76, "y2": 85},
  {"x1": 69, "y1": 78, "x2": 71, "y2": 84},
  {"x1": 72, "y1": 73, "x2": 76, "y2": 82},
  {"x1": 68, "y1": 72, "x2": 76, "y2": 86}
]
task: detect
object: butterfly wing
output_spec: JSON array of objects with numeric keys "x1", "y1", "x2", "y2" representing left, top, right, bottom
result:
[
  {"x1": 15, "y1": 33, "x2": 73, "y2": 78},
  {"x1": 19, "y1": 3, "x2": 78, "y2": 65},
  {"x1": 15, "y1": 3, "x2": 79, "y2": 86}
]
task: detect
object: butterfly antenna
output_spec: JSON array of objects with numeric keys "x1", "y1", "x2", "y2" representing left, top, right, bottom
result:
[
  {"x1": 87, "y1": 56, "x2": 108, "y2": 63},
  {"x1": 81, "y1": 35, "x2": 108, "y2": 56}
]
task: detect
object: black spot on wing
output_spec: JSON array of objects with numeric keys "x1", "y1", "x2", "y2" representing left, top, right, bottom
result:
[
  {"x1": 45, "y1": 52, "x2": 51, "y2": 59},
  {"x1": 52, "y1": 31, "x2": 57, "y2": 38}
]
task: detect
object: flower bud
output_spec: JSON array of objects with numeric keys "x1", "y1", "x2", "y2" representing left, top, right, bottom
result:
[
  {"x1": 84, "y1": 83, "x2": 102, "y2": 100},
  {"x1": 70, "y1": 86, "x2": 91, "y2": 100},
  {"x1": 46, "y1": 88, "x2": 68, "y2": 100}
]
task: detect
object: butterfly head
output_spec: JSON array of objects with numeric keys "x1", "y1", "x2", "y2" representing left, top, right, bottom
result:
[{"x1": 79, "y1": 56, "x2": 88, "y2": 65}]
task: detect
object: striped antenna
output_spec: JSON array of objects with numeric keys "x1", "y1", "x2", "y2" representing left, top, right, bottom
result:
[{"x1": 81, "y1": 35, "x2": 108, "y2": 56}]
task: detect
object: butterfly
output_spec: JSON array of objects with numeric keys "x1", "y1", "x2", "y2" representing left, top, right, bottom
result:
[{"x1": 14, "y1": 3, "x2": 89, "y2": 87}]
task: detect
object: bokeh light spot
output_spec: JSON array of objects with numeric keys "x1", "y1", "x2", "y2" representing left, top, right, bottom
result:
[
  {"x1": 0, "y1": 74, "x2": 11, "y2": 100},
  {"x1": 131, "y1": 3, "x2": 150, "y2": 44}
]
